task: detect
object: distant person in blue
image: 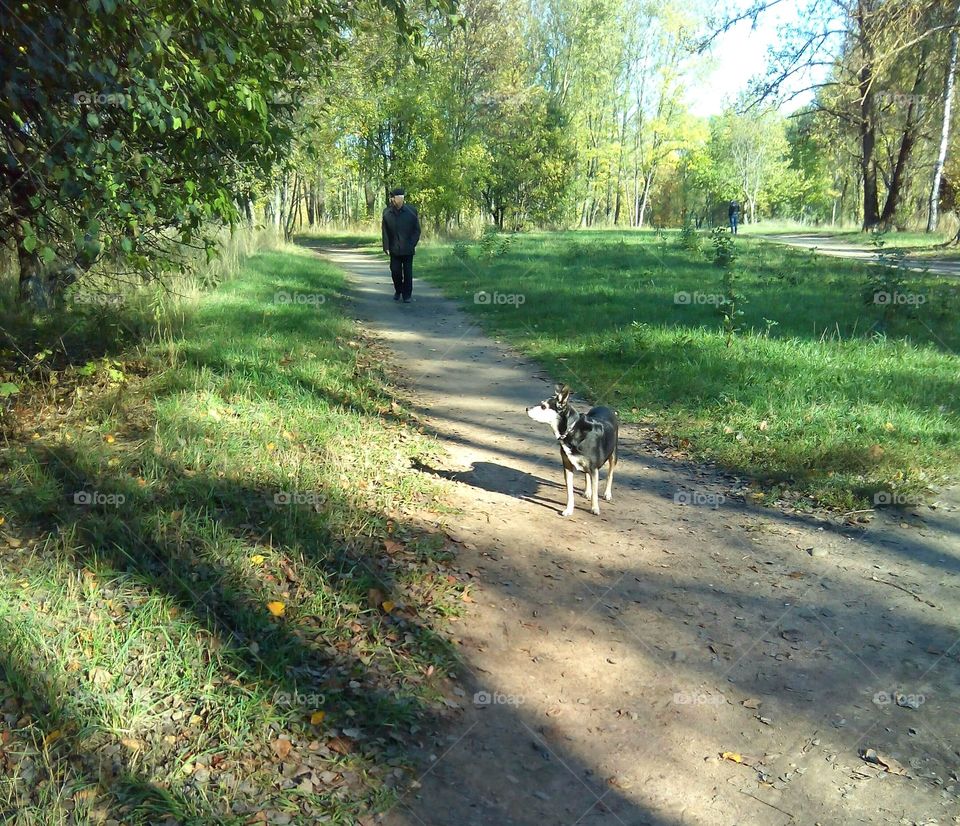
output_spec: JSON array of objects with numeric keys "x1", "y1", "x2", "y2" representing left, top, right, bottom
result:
[
  {"x1": 381, "y1": 187, "x2": 421, "y2": 304},
  {"x1": 728, "y1": 200, "x2": 740, "y2": 235}
]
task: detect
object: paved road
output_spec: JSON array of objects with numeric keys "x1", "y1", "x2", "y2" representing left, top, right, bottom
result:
[{"x1": 762, "y1": 233, "x2": 960, "y2": 277}]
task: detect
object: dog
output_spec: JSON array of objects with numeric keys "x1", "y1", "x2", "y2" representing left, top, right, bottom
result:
[{"x1": 526, "y1": 384, "x2": 618, "y2": 517}]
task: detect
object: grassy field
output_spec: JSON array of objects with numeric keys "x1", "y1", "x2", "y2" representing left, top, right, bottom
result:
[
  {"x1": 403, "y1": 227, "x2": 960, "y2": 510},
  {"x1": 0, "y1": 246, "x2": 464, "y2": 823}
]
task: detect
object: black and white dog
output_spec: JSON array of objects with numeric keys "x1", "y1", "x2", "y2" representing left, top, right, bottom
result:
[{"x1": 526, "y1": 384, "x2": 618, "y2": 517}]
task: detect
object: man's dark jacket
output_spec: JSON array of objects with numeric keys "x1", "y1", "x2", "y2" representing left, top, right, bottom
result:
[{"x1": 382, "y1": 204, "x2": 422, "y2": 256}]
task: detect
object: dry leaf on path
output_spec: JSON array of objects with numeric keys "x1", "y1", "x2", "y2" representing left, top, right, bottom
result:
[{"x1": 272, "y1": 737, "x2": 293, "y2": 761}]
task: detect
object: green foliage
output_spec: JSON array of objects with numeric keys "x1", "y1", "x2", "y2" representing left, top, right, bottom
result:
[
  {"x1": 710, "y1": 226, "x2": 737, "y2": 269},
  {"x1": 478, "y1": 226, "x2": 516, "y2": 259},
  {"x1": 677, "y1": 221, "x2": 702, "y2": 252},
  {"x1": 0, "y1": 0, "x2": 451, "y2": 296}
]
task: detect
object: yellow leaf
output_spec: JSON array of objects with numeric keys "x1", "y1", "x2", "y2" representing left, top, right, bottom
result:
[
  {"x1": 250, "y1": 554, "x2": 266, "y2": 565},
  {"x1": 105, "y1": 434, "x2": 115, "y2": 444},
  {"x1": 381, "y1": 600, "x2": 395, "y2": 613},
  {"x1": 267, "y1": 600, "x2": 286, "y2": 617},
  {"x1": 310, "y1": 711, "x2": 326, "y2": 725},
  {"x1": 721, "y1": 751, "x2": 743, "y2": 764},
  {"x1": 0, "y1": 516, "x2": 4, "y2": 527},
  {"x1": 884, "y1": 422, "x2": 895, "y2": 432},
  {"x1": 267, "y1": 442, "x2": 277, "y2": 452},
  {"x1": 43, "y1": 729, "x2": 62, "y2": 747}
]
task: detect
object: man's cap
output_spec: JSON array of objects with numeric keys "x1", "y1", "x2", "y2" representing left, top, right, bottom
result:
[{"x1": 390, "y1": 187, "x2": 405, "y2": 197}]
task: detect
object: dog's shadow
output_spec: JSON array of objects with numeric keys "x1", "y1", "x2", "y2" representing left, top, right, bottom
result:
[{"x1": 412, "y1": 458, "x2": 560, "y2": 503}]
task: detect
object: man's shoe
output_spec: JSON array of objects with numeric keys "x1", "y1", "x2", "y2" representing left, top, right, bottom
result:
[
  {"x1": 394, "y1": 292, "x2": 401, "y2": 301},
  {"x1": 402, "y1": 297, "x2": 411, "y2": 303}
]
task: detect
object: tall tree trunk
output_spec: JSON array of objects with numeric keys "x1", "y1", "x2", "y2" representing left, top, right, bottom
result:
[
  {"x1": 306, "y1": 183, "x2": 316, "y2": 227},
  {"x1": 928, "y1": 1, "x2": 960, "y2": 232},
  {"x1": 857, "y1": 2, "x2": 880, "y2": 229},
  {"x1": 637, "y1": 168, "x2": 655, "y2": 229},
  {"x1": 880, "y1": 43, "x2": 929, "y2": 227}
]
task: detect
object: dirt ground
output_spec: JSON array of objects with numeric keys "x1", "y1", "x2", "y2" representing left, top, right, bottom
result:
[{"x1": 318, "y1": 246, "x2": 960, "y2": 826}]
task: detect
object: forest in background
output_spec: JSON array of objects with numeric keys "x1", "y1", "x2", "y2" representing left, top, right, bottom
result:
[{"x1": 4, "y1": 0, "x2": 960, "y2": 305}]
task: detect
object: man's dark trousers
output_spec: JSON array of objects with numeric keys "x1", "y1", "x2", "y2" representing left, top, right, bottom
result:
[{"x1": 390, "y1": 254, "x2": 413, "y2": 300}]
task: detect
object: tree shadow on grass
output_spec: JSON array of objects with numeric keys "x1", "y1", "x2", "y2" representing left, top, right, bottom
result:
[{"x1": 1, "y1": 441, "x2": 679, "y2": 825}]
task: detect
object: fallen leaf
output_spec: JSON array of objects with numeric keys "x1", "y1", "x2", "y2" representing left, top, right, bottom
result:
[
  {"x1": 327, "y1": 736, "x2": 353, "y2": 755},
  {"x1": 741, "y1": 698, "x2": 762, "y2": 709},
  {"x1": 381, "y1": 600, "x2": 395, "y2": 613},
  {"x1": 267, "y1": 601, "x2": 286, "y2": 617},
  {"x1": 73, "y1": 788, "x2": 97, "y2": 805},
  {"x1": 250, "y1": 554, "x2": 266, "y2": 565},
  {"x1": 383, "y1": 539, "x2": 404, "y2": 554},
  {"x1": 310, "y1": 711, "x2": 326, "y2": 725},
  {"x1": 272, "y1": 737, "x2": 292, "y2": 760},
  {"x1": 43, "y1": 729, "x2": 62, "y2": 747},
  {"x1": 105, "y1": 434, "x2": 115, "y2": 444},
  {"x1": 721, "y1": 751, "x2": 744, "y2": 764},
  {"x1": 884, "y1": 422, "x2": 895, "y2": 432},
  {"x1": 367, "y1": 588, "x2": 384, "y2": 610}
]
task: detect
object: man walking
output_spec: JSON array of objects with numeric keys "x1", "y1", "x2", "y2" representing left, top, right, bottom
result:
[
  {"x1": 382, "y1": 187, "x2": 421, "y2": 303},
  {"x1": 728, "y1": 199, "x2": 740, "y2": 235}
]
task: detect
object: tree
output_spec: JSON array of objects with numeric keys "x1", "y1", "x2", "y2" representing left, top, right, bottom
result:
[
  {"x1": 0, "y1": 0, "x2": 448, "y2": 304},
  {"x1": 716, "y1": 0, "x2": 950, "y2": 229},
  {"x1": 927, "y1": 0, "x2": 960, "y2": 232},
  {"x1": 707, "y1": 107, "x2": 793, "y2": 223}
]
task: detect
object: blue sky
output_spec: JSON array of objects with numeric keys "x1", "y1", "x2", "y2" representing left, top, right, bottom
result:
[{"x1": 686, "y1": 2, "x2": 817, "y2": 117}]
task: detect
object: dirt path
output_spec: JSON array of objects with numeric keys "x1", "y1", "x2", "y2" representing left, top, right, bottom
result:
[
  {"x1": 761, "y1": 233, "x2": 960, "y2": 278},
  {"x1": 315, "y1": 244, "x2": 960, "y2": 826}
]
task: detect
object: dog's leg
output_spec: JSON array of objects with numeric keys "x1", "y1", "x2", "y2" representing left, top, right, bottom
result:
[
  {"x1": 589, "y1": 469, "x2": 600, "y2": 515},
  {"x1": 561, "y1": 467, "x2": 575, "y2": 517},
  {"x1": 604, "y1": 450, "x2": 616, "y2": 501},
  {"x1": 583, "y1": 472, "x2": 592, "y2": 499}
]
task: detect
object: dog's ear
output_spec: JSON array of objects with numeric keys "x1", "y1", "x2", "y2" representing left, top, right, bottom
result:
[{"x1": 556, "y1": 384, "x2": 571, "y2": 404}]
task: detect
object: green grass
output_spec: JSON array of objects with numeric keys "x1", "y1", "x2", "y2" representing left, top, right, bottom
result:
[
  {"x1": 413, "y1": 228, "x2": 960, "y2": 510},
  {"x1": 0, "y1": 246, "x2": 463, "y2": 823}
]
